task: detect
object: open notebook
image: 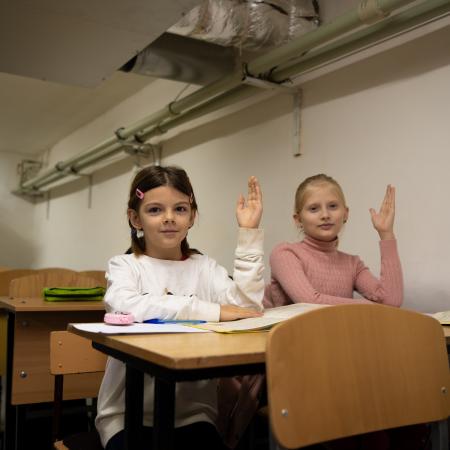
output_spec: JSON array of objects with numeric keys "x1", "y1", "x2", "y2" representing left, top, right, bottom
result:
[
  {"x1": 192, "y1": 302, "x2": 327, "y2": 333},
  {"x1": 431, "y1": 310, "x2": 450, "y2": 325}
]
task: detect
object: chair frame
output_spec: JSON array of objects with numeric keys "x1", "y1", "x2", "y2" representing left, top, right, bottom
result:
[{"x1": 50, "y1": 331, "x2": 106, "y2": 448}]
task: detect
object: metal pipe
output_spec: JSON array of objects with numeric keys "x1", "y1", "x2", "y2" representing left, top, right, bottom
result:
[
  {"x1": 272, "y1": 0, "x2": 450, "y2": 82},
  {"x1": 17, "y1": 0, "x2": 425, "y2": 194},
  {"x1": 246, "y1": 0, "x2": 416, "y2": 76},
  {"x1": 21, "y1": 135, "x2": 120, "y2": 189},
  {"x1": 134, "y1": 0, "x2": 448, "y2": 143}
]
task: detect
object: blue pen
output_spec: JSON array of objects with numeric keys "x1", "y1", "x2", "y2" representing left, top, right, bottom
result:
[{"x1": 144, "y1": 319, "x2": 206, "y2": 324}]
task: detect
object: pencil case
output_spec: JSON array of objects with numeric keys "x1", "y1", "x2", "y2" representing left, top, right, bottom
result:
[{"x1": 43, "y1": 286, "x2": 106, "y2": 301}]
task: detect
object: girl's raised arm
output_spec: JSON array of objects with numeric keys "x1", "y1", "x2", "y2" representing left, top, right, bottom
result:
[
  {"x1": 236, "y1": 176, "x2": 263, "y2": 229},
  {"x1": 369, "y1": 184, "x2": 396, "y2": 240}
]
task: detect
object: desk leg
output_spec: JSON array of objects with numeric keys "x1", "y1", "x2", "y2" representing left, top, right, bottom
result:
[
  {"x1": 4, "y1": 313, "x2": 16, "y2": 450},
  {"x1": 124, "y1": 364, "x2": 144, "y2": 450},
  {"x1": 153, "y1": 377, "x2": 175, "y2": 450}
]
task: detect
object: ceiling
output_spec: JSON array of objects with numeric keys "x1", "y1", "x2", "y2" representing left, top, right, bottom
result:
[
  {"x1": 2, "y1": 0, "x2": 446, "y2": 161},
  {"x1": 0, "y1": 0, "x2": 365, "y2": 158},
  {"x1": 0, "y1": 0, "x2": 200, "y2": 156}
]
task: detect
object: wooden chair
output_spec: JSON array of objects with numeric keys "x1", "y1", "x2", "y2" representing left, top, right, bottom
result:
[
  {"x1": 266, "y1": 304, "x2": 450, "y2": 450},
  {"x1": 50, "y1": 331, "x2": 107, "y2": 450},
  {"x1": 0, "y1": 269, "x2": 36, "y2": 295},
  {"x1": 9, "y1": 272, "x2": 100, "y2": 298},
  {"x1": 78, "y1": 271, "x2": 107, "y2": 288},
  {"x1": 37, "y1": 268, "x2": 78, "y2": 275}
]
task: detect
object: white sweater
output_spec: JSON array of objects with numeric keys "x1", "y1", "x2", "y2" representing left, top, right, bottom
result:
[{"x1": 95, "y1": 228, "x2": 264, "y2": 447}]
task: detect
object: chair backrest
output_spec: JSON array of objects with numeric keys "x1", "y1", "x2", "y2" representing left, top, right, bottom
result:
[
  {"x1": 0, "y1": 269, "x2": 36, "y2": 295},
  {"x1": 37, "y1": 268, "x2": 78, "y2": 275},
  {"x1": 78, "y1": 271, "x2": 107, "y2": 288},
  {"x1": 266, "y1": 304, "x2": 450, "y2": 449},
  {"x1": 9, "y1": 273, "x2": 100, "y2": 297},
  {"x1": 50, "y1": 331, "x2": 107, "y2": 376}
]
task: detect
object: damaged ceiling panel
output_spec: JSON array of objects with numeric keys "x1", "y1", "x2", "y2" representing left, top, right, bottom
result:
[
  {"x1": 168, "y1": 0, "x2": 320, "y2": 50},
  {"x1": 122, "y1": 0, "x2": 320, "y2": 85}
]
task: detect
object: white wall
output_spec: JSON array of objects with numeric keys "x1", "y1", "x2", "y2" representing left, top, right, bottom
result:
[
  {"x1": 11, "y1": 26, "x2": 450, "y2": 312},
  {"x1": 0, "y1": 152, "x2": 36, "y2": 267}
]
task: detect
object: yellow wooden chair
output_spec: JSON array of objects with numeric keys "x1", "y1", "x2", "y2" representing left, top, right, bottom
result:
[
  {"x1": 266, "y1": 304, "x2": 450, "y2": 449},
  {"x1": 9, "y1": 272, "x2": 100, "y2": 298},
  {"x1": 50, "y1": 331, "x2": 106, "y2": 450},
  {"x1": 78, "y1": 271, "x2": 107, "y2": 288},
  {"x1": 0, "y1": 269, "x2": 36, "y2": 295}
]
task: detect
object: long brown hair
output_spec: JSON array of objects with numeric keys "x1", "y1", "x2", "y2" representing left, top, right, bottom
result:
[{"x1": 127, "y1": 165, "x2": 199, "y2": 257}]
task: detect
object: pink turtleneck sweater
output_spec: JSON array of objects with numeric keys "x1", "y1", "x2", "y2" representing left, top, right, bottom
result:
[{"x1": 264, "y1": 236, "x2": 403, "y2": 308}]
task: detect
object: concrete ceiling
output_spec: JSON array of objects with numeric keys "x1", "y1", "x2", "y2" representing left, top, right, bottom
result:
[{"x1": 0, "y1": 0, "x2": 200, "y2": 155}]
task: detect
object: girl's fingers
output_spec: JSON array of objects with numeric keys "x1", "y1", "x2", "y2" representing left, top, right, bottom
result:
[{"x1": 236, "y1": 194, "x2": 245, "y2": 209}]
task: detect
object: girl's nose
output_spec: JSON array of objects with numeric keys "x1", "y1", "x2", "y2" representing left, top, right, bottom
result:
[
  {"x1": 320, "y1": 208, "x2": 330, "y2": 219},
  {"x1": 164, "y1": 210, "x2": 175, "y2": 222}
]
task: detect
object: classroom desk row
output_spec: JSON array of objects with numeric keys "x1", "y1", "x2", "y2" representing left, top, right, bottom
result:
[
  {"x1": 69, "y1": 323, "x2": 450, "y2": 450},
  {"x1": 0, "y1": 296, "x2": 104, "y2": 450},
  {"x1": 1, "y1": 294, "x2": 449, "y2": 450}
]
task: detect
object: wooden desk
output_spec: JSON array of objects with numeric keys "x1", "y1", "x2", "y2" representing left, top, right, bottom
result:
[
  {"x1": 69, "y1": 322, "x2": 450, "y2": 450},
  {"x1": 443, "y1": 325, "x2": 449, "y2": 344},
  {"x1": 69, "y1": 327, "x2": 267, "y2": 450},
  {"x1": 0, "y1": 296, "x2": 104, "y2": 450}
]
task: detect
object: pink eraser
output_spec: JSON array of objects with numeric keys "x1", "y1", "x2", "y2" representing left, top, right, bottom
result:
[{"x1": 104, "y1": 312, "x2": 135, "y2": 325}]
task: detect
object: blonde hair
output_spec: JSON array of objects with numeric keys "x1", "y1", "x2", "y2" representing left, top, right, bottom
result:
[{"x1": 294, "y1": 174, "x2": 347, "y2": 213}]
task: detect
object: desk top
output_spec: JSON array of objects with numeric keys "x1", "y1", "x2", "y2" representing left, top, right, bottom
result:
[
  {"x1": 443, "y1": 325, "x2": 449, "y2": 343},
  {"x1": 0, "y1": 296, "x2": 105, "y2": 312},
  {"x1": 69, "y1": 325, "x2": 267, "y2": 370},
  {"x1": 70, "y1": 322, "x2": 450, "y2": 372}
]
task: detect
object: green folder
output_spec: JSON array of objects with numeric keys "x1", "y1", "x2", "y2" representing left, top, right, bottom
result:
[{"x1": 43, "y1": 286, "x2": 105, "y2": 302}]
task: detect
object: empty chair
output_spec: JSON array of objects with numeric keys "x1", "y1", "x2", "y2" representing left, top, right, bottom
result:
[
  {"x1": 0, "y1": 269, "x2": 36, "y2": 295},
  {"x1": 266, "y1": 303, "x2": 450, "y2": 449},
  {"x1": 50, "y1": 330, "x2": 106, "y2": 450},
  {"x1": 9, "y1": 272, "x2": 100, "y2": 298},
  {"x1": 78, "y1": 271, "x2": 107, "y2": 288},
  {"x1": 37, "y1": 268, "x2": 78, "y2": 275}
]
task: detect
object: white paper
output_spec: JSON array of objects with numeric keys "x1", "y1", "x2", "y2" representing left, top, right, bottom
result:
[{"x1": 71, "y1": 322, "x2": 211, "y2": 334}]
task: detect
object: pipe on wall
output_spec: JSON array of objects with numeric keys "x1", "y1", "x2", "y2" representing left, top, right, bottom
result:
[{"x1": 16, "y1": 0, "x2": 447, "y2": 195}]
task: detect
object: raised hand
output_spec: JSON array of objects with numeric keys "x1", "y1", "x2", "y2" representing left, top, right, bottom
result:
[
  {"x1": 220, "y1": 304, "x2": 263, "y2": 322},
  {"x1": 369, "y1": 184, "x2": 396, "y2": 240},
  {"x1": 236, "y1": 176, "x2": 263, "y2": 229}
]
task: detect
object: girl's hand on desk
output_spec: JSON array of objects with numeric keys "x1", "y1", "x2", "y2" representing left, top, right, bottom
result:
[
  {"x1": 220, "y1": 305, "x2": 263, "y2": 322},
  {"x1": 236, "y1": 176, "x2": 263, "y2": 229}
]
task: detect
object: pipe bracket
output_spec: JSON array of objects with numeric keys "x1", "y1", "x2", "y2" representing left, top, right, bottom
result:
[
  {"x1": 358, "y1": 0, "x2": 390, "y2": 25},
  {"x1": 243, "y1": 75, "x2": 297, "y2": 94},
  {"x1": 115, "y1": 127, "x2": 128, "y2": 141},
  {"x1": 168, "y1": 102, "x2": 181, "y2": 116}
]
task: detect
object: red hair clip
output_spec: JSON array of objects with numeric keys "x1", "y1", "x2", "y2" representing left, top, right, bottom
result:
[{"x1": 136, "y1": 188, "x2": 144, "y2": 200}]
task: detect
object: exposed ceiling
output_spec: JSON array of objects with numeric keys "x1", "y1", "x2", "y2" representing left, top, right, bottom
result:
[
  {"x1": 0, "y1": 0, "x2": 364, "y2": 158},
  {"x1": 3, "y1": 0, "x2": 447, "y2": 164},
  {"x1": 0, "y1": 0, "x2": 200, "y2": 155}
]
